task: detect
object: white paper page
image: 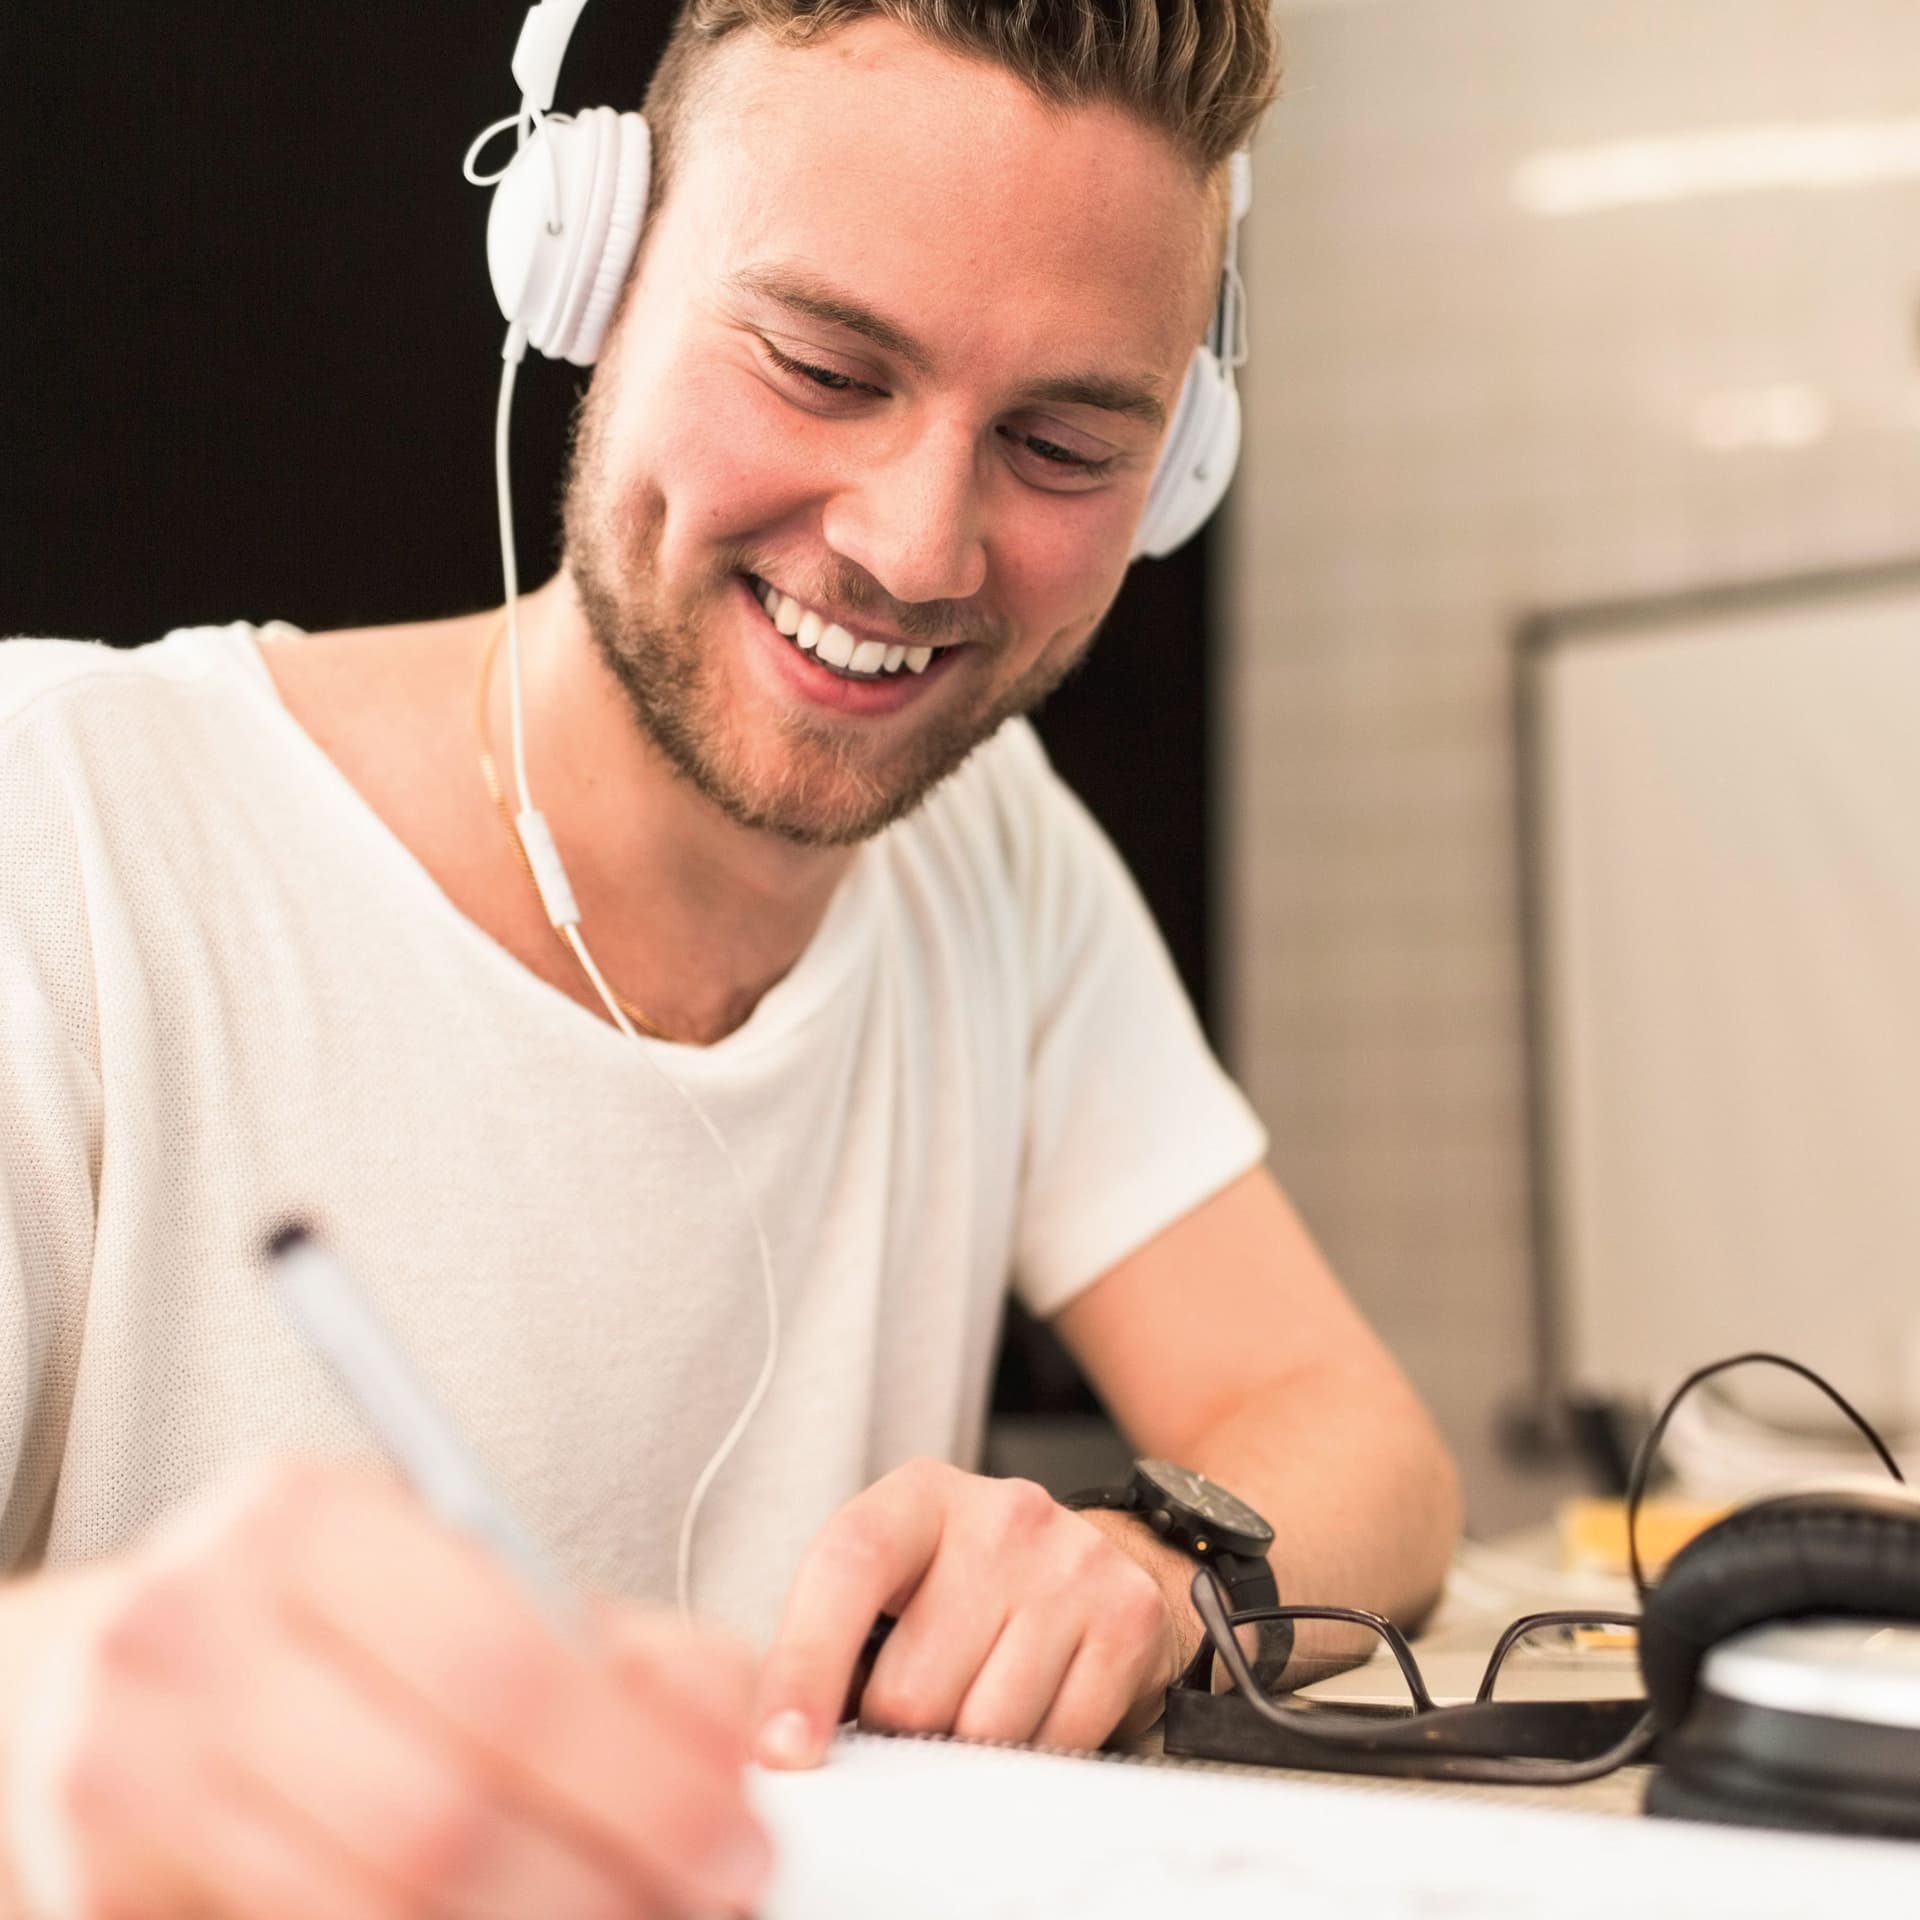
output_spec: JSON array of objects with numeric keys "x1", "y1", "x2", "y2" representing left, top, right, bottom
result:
[{"x1": 750, "y1": 1730, "x2": 1920, "y2": 1917}]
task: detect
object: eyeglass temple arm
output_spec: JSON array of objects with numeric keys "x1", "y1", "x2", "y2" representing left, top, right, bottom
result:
[
  {"x1": 1189, "y1": 1570, "x2": 1440, "y2": 1722},
  {"x1": 1472, "y1": 1610, "x2": 1643, "y2": 1705}
]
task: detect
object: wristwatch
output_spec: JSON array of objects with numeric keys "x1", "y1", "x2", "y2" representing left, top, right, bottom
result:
[
  {"x1": 1062, "y1": 1459, "x2": 1284, "y2": 1645},
  {"x1": 1065, "y1": 1460, "x2": 1292, "y2": 1686}
]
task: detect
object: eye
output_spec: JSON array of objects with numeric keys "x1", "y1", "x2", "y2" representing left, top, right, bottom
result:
[
  {"x1": 997, "y1": 424, "x2": 1119, "y2": 486},
  {"x1": 760, "y1": 340, "x2": 886, "y2": 400}
]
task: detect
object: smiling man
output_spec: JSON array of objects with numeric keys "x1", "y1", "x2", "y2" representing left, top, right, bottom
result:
[{"x1": 0, "y1": 2, "x2": 1459, "y2": 1914}]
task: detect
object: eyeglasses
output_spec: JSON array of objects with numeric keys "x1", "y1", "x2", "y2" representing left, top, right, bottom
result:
[
  {"x1": 1164, "y1": 1571, "x2": 1656, "y2": 1785},
  {"x1": 1161, "y1": 1349, "x2": 1905, "y2": 1788}
]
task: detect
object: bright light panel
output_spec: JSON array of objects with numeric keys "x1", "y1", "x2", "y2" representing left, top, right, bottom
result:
[{"x1": 1516, "y1": 119, "x2": 1920, "y2": 215}]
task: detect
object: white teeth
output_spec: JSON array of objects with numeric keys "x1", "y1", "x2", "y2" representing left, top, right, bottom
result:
[{"x1": 754, "y1": 579, "x2": 937, "y2": 680}]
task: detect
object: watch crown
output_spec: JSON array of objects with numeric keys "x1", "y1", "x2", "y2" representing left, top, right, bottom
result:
[{"x1": 1148, "y1": 1509, "x2": 1174, "y2": 1538}]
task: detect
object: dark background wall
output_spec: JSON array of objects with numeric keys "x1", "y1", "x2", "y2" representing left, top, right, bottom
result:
[{"x1": 1, "y1": 3, "x2": 1223, "y2": 1416}]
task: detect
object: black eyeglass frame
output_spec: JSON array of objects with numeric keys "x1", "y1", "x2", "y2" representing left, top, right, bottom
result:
[
  {"x1": 1165, "y1": 1570, "x2": 1657, "y2": 1785},
  {"x1": 1162, "y1": 1351, "x2": 1907, "y2": 1788}
]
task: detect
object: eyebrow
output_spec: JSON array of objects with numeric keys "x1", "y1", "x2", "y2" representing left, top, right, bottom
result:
[{"x1": 727, "y1": 264, "x2": 1169, "y2": 433}]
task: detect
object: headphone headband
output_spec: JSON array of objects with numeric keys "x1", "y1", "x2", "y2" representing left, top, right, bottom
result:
[
  {"x1": 473, "y1": 0, "x2": 1250, "y2": 555},
  {"x1": 511, "y1": 0, "x2": 593, "y2": 113}
]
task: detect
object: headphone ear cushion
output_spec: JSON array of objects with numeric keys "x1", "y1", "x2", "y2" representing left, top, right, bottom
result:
[
  {"x1": 552, "y1": 108, "x2": 650, "y2": 367},
  {"x1": 485, "y1": 107, "x2": 650, "y2": 365},
  {"x1": 1132, "y1": 347, "x2": 1241, "y2": 561},
  {"x1": 1640, "y1": 1495, "x2": 1920, "y2": 1735}
]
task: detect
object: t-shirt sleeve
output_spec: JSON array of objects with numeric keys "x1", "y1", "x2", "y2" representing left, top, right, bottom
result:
[
  {"x1": 1001, "y1": 727, "x2": 1268, "y2": 1319},
  {"x1": 0, "y1": 688, "x2": 105, "y2": 1572}
]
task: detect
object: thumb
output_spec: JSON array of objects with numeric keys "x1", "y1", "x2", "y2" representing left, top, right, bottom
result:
[{"x1": 596, "y1": 1604, "x2": 762, "y2": 1755}]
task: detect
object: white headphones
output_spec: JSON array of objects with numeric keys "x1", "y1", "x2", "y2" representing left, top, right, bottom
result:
[{"x1": 464, "y1": 0, "x2": 1250, "y2": 560}]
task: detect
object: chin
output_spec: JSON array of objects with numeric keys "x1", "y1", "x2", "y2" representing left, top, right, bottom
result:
[{"x1": 693, "y1": 733, "x2": 965, "y2": 849}]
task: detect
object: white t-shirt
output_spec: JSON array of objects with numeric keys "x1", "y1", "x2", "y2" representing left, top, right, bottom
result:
[{"x1": 0, "y1": 623, "x2": 1265, "y2": 1639}]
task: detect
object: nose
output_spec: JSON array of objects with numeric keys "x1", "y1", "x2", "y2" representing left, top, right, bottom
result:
[{"x1": 819, "y1": 419, "x2": 988, "y2": 607}]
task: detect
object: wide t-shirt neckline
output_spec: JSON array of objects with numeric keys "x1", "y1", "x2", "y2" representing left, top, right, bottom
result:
[{"x1": 182, "y1": 619, "x2": 879, "y2": 1066}]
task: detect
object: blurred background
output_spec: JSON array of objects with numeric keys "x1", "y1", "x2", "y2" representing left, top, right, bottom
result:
[
  {"x1": 1225, "y1": 0, "x2": 1920, "y2": 1529},
  {"x1": 5, "y1": 0, "x2": 1919, "y2": 1540}
]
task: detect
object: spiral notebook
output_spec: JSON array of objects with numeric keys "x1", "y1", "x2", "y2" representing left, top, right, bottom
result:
[{"x1": 748, "y1": 1728, "x2": 1917, "y2": 1918}]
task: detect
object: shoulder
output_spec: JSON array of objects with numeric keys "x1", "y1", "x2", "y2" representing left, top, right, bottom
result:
[
  {"x1": 0, "y1": 623, "x2": 284, "y2": 750},
  {"x1": 0, "y1": 635, "x2": 132, "y2": 741},
  {"x1": 0, "y1": 623, "x2": 291, "y2": 928},
  {"x1": 0, "y1": 624, "x2": 295, "y2": 1055}
]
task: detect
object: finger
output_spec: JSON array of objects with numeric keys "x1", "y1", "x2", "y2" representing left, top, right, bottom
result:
[
  {"x1": 298, "y1": 1603, "x2": 768, "y2": 1919},
  {"x1": 172, "y1": 1757, "x2": 414, "y2": 1920},
  {"x1": 755, "y1": 1464, "x2": 949, "y2": 1769},
  {"x1": 263, "y1": 1474, "x2": 768, "y2": 1915},
  {"x1": 1031, "y1": 1621, "x2": 1164, "y2": 1752},
  {"x1": 854, "y1": 1555, "x2": 1005, "y2": 1739},
  {"x1": 215, "y1": 1620, "x2": 666, "y2": 1920},
  {"x1": 597, "y1": 1606, "x2": 759, "y2": 1748},
  {"x1": 949, "y1": 1608, "x2": 1084, "y2": 1747},
  {"x1": 30, "y1": 1662, "x2": 406, "y2": 1920}
]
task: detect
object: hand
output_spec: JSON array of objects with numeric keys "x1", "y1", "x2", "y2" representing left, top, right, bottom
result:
[
  {"x1": 754, "y1": 1459, "x2": 1180, "y2": 1768},
  {"x1": 3, "y1": 1461, "x2": 770, "y2": 1920}
]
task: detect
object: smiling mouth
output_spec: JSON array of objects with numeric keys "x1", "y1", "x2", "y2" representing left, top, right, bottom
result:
[{"x1": 747, "y1": 576, "x2": 950, "y2": 682}]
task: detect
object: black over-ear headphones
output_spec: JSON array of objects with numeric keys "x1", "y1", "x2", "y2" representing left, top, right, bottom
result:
[{"x1": 1629, "y1": 1356, "x2": 1920, "y2": 1837}]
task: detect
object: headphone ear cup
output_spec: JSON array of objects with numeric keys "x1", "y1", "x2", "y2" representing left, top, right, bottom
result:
[
  {"x1": 1640, "y1": 1496, "x2": 1920, "y2": 1735},
  {"x1": 486, "y1": 107, "x2": 650, "y2": 365},
  {"x1": 1132, "y1": 347, "x2": 1241, "y2": 561},
  {"x1": 551, "y1": 108, "x2": 650, "y2": 366}
]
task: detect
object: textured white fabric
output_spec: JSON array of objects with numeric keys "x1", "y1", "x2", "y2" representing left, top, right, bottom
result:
[{"x1": 0, "y1": 623, "x2": 1266, "y2": 1639}]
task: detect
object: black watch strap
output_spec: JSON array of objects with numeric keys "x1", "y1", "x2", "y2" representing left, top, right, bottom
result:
[
  {"x1": 1206, "y1": 1547, "x2": 1280, "y2": 1614},
  {"x1": 1060, "y1": 1487, "x2": 1138, "y2": 1515}
]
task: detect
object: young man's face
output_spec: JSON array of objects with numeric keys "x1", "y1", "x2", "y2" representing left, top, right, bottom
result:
[{"x1": 563, "y1": 20, "x2": 1220, "y2": 846}]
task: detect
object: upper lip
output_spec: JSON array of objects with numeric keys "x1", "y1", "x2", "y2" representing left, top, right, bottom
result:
[{"x1": 748, "y1": 575, "x2": 962, "y2": 652}]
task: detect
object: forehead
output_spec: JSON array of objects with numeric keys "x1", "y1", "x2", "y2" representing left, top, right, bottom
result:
[{"x1": 669, "y1": 20, "x2": 1219, "y2": 380}]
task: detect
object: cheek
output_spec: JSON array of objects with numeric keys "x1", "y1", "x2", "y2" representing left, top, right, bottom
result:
[
  {"x1": 620, "y1": 363, "x2": 835, "y2": 553},
  {"x1": 991, "y1": 510, "x2": 1132, "y2": 658}
]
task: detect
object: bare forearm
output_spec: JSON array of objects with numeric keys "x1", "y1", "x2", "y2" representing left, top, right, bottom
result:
[
  {"x1": 1186, "y1": 1362, "x2": 1460, "y2": 1624},
  {"x1": 1052, "y1": 1169, "x2": 1464, "y2": 1701}
]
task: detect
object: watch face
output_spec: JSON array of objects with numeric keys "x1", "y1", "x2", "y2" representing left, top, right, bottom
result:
[{"x1": 1136, "y1": 1459, "x2": 1275, "y2": 1550}]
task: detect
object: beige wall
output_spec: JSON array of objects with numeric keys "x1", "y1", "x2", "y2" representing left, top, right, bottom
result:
[{"x1": 1223, "y1": 0, "x2": 1920, "y2": 1530}]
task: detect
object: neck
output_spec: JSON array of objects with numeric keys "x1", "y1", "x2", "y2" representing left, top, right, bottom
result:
[{"x1": 489, "y1": 574, "x2": 856, "y2": 1045}]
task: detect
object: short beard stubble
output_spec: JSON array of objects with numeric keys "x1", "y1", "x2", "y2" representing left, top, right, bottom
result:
[{"x1": 560, "y1": 387, "x2": 1094, "y2": 850}]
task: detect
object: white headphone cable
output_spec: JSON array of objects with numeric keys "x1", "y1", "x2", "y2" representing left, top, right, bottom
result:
[{"x1": 489, "y1": 330, "x2": 783, "y2": 1622}]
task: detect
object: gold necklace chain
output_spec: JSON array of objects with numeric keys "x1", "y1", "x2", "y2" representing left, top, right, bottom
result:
[{"x1": 473, "y1": 616, "x2": 669, "y2": 1039}]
